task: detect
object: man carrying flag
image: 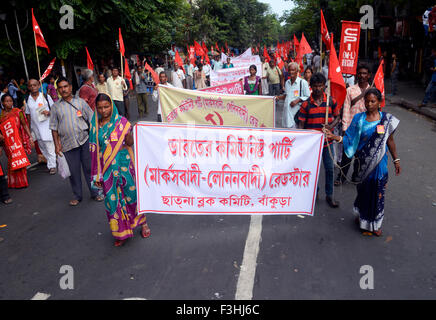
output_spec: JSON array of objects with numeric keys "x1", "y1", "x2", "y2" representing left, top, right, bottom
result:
[{"x1": 298, "y1": 72, "x2": 341, "y2": 208}]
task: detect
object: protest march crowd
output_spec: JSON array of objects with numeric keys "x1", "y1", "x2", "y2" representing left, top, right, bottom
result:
[{"x1": 0, "y1": 9, "x2": 402, "y2": 246}]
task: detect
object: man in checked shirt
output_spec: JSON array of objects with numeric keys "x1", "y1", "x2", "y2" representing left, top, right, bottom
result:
[{"x1": 335, "y1": 64, "x2": 371, "y2": 185}]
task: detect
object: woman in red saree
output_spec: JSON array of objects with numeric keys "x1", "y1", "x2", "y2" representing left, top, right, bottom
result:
[{"x1": 0, "y1": 93, "x2": 33, "y2": 188}]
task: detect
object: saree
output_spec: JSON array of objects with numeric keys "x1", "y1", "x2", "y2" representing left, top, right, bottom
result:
[
  {"x1": 343, "y1": 112, "x2": 399, "y2": 232},
  {"x1": 0, "y1": 108, "x2": 31, "y2": 188},
  {"x1": 89, "y1": 94, "x2": 146, "y2": 240}
]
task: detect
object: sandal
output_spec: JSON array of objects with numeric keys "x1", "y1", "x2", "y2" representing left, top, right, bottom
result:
[
  {"x1": 141, "y1": 224, "x2": 151, "y2": 238},
  {"x1": 2, "y1": 198, "x2": 13, "y2": 205},
  {"x1": 69, "y1": 199, "x2": 80, "y2": 206},
  {"x1": 114, "y1": 239, "x2": 126, "y2": 247},
  {"x1": 92, "y1": 195, "x2": 104, "y2": 202},
  {"x1": 373, "y1": 230, "x2": 382, "y2": 237}
]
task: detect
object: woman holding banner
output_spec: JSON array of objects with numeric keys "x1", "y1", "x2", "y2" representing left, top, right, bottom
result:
[
  {"x1": 90, "y1": 93, "x2": 150, "y2": 247},
  {"x1": 0, "y1": 94, "x2": 33, "y2": 188},
  {"x1": 323, "y1": 88, "x2": 401, "y2": 236},
  {"x1": 244, "y1": 65, "x2": 262, "y2": 95}
]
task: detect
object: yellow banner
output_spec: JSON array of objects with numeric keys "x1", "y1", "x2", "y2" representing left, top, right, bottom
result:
[{"x1": 159, "y1": 85, "x2": 275, "y2": 128}]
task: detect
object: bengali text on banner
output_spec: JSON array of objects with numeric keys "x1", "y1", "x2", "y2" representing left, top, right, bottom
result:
[
  {"x1": 134, "y1": 123, "x2": 324, "y2": 215},
  {"x1": 199, "y1": 80, "x2": 244, "y2": 95},
  {"x1": 159, "y1": 85, "x2": 274, "y2": 128}
]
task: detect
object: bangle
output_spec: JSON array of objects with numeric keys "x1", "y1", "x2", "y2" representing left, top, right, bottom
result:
[
  {"x1": 338, "y1": 136, "x2": 343, "y2": 143},
  {"x1": 393, "y1": 158, "x2": 400, "y2": 163}
]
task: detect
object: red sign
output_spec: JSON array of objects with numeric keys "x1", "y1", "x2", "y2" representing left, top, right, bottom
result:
[
  {"x1": 199, "y1": 80, "x2": 244, "y2": 95},
  {"x1": 338, "y1": 21, "x2": 361, "y2": 75},
  {"x1": 0, "y1": 119, "x2": 30, "y2": 170}
]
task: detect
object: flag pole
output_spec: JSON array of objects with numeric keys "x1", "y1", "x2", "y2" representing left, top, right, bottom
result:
[
  {"x1": 120, "y1": 51, "x2": 124, "y2": 78},
  {"x1": 33, "y1": 27, "x2": 42, "y2": 91},
  {"x1": 319, "y1": 33, "x2": 323, "y2": 73}
]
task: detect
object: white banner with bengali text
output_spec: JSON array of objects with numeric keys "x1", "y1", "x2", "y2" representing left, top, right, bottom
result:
[{"x1": 134, "y1": 123, "x2": 324, "y2": 215}]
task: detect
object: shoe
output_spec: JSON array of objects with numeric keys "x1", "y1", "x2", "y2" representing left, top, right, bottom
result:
[
  {"x1": 49, "y1": 168, "x2": 57, "y2": 175},
  {"x1": 326, "y1": 196, "x2": 339, "y2": 208}
]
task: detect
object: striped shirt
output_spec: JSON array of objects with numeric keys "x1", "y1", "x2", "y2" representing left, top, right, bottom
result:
[
  {"x1": 341, "y1": 83, "x2": 369, "y2": 131},
  {"x1": 298, "y1": 93, "x2": 341, "y2": 147},
  {"x1": 49, "y1": 97, "x2": 94, "y2": 152}
]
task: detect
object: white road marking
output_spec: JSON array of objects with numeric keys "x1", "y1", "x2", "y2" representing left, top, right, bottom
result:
[
  {"x1": 235, "y1": 215, "x2": 263, "y2": 300},
  {"x1": 31, "y1": 292, "x2": 51, "y2": 300}
]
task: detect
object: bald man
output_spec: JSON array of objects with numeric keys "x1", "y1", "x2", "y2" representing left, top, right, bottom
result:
[{"x1": 25, "y1": 79, "x2": 57, "y2": 174}]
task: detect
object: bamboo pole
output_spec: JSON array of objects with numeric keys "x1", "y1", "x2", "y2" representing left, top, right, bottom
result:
[
  {"x1": 120, "y1": 51, "x2": 124, "y2": 78},
  {"x1": 319, "y1": 34, "x2": 323, "y2": 73},
  {"x1": 33, "y1": 28, "x2": 42, "y2": 91}
]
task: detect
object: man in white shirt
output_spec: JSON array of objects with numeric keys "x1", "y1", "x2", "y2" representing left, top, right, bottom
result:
[
  {"x1": 171, "y1": 63, "x2": 186, "y2": 88},
  {"x1": 212, "y1": 55, "x2": 223, "y2": 71},
  {"x1": 275, "y1": 62, "x2": 310, "y2": 128},
  {"x1": 155, "y1": 64, "x2": 165, "y2": 77},
  {"x1": 152, "y1": 72, "x2": 174, "y2": 122},
  {"x1": 106, "y1": 67, "x2": 128, "y2": 116},
  {"x1": 203, "y1": 62, "x2": 211, "y2": 86},
  {"x1": 25, "y1": 79, "x2": 57, "y2": 174}
]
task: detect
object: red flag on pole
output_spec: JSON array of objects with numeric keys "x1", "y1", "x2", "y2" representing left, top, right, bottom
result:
[
  {"x1": 194, "y1": 41, "x2": 204, "y2": 57},
  {"x1": 373, "y1": 58, "x2": 385, "y2": 108},
  {"x1": 293, "y1": 34, "x2": 300, "y2": 50},
  {"x1": 119, "y1": 28, "x2": 125, "y2": 56},
  {"x1": 85, "y1": 47, "x2": 94, "y2": 71},
  {"x1": 175, "y1": 50, "x2": 185, "y2": 73},
  {"x1": 124, "y1": 58, "x2": 133, "y2": 88},
  {"x1": 144, "y1": 62, "x2": 159, "y2": 85},
  {"x1": 263, "y1": 46, "x2": 270, "y2": 62},
  {"x1": 31, "y1": 8, "x2": 50, "y2": 54},
  {"x1": 320, "y1": 10, "x2": 331, "y2": 49},
  {"x1": 328, "y1": 34, "x2": 346, "y2": 108},
  {"x1": 215, "y1": 42, "x2": 220, "y2": 51},
  {"x1": 275, "y1": 51, "x2": 284, "y2": 70},
  {"x1": 40, "y1": 58, "x2": 56, "y2": 82},
  {"x1": 298, "y1": 33, "x2": 313, "y2": 56}
]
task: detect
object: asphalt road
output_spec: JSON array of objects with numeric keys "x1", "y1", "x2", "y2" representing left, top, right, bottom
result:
[{"x1": 0, "y1": 92, "x2": 435, "y2": 300}]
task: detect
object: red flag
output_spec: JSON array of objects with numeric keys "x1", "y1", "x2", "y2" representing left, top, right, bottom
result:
[
  {"x1": 373, "y1": 59, "x2": 385, "y2": 108},
  {"x1": 328, "y1": 34, "x2": 346, "y2": 108},
  {"x1": 119, "y1": 28, "x2": 125, "y2": 56},
  {"x1": 275, "y1": 51, "x2": 284, "y2": 70},
  {"x1": 194, "y1": 41, "x2": 204, "y2": 57},
  {"x1": 202, "y1": 42, "x2": 208, "y2": 55},
  {"x1": 215, "y1": 42, "x2": 220, "y2": 51},
  {"x1": 40, "y1": 58, "x2": 56, "y2": 82},
  {"x1": 225, "y1": 41, "x2": 229, "y2": 53},
  {"x1": 298, "y1": 33, "x2": 312, "y2": 56},
  {"x1": 293, "y1": 34, "x2": 300, "y2": 50},
  {"x1": 320, "y1": 10, "x2": 331, "y2": 49},
  {"x1": 175, "y1": 50, "x2": 185, "y2": 73},
  {"x1": 124, "y1": 58, "x2": 133, "y2": 88},
  {"x1": 85, "y1": 47, "x2": 94, "y2": 71},
  {"x1": 263, "y1": 46, "x2": 270, "y2": 62},
  {"x1": 31, "y1": 8, "x2": 50, "y2": 54},
  {"x1": 144, "y1": 62, "x2": 159, "y2": 84},
  {"x1": 136, "y1": 55, "x2": 142, "y2": 67}
]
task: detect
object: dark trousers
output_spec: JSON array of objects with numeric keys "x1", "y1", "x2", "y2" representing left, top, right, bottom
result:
[
  {"x1": 64, "y1": 139, "x2": 97, "y2": 201},
  {"x1": 0, "y1": 174, "x2": 9, "y2": 202},
  {"x1": 269, "y1": 83, "x2": 281, "y2": 96},
  {"x1": 336, "y1": 149, "x2": 359, "y2": 182},
  {"x1": 136, "y1": 93, "x2": 148, "y2": 117},
  {"x1": 114, "y1": 100, "x2": 126, "y2": 117}
]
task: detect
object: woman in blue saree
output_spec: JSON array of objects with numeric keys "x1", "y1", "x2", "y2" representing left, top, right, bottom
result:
[
  {"x1": 323, "y1": 88, "x2": 401, "y2": 236},
  {"x1": 90, "y1": 93, "x2": 150, "y2": 246}
]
